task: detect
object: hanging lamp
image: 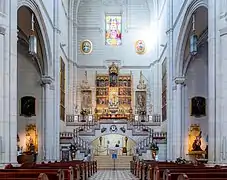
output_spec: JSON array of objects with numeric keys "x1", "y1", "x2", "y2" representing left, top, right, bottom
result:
[
  {"x1": 190, "y1": 14, "x2": 198, "y2": 56},
  {"x1": 29, "y1": 13, "x2": 37, "y2": 55}
]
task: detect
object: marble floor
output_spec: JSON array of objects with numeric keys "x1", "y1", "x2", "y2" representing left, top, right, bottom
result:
[{"x1": 89, "y1": 170, "x2": 139, "y2": 180}]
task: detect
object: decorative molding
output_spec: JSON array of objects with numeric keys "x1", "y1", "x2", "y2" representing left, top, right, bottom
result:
[
  {"x1": 102, "y1": 0, "x2": 126, "y2": 6},
  {"x1": 137, "y1": 71, "x2": 147, "y2": 90},
  {"x1": 80, "y1": 71, "x2": 90, "y2": 90},
  {"x1": 174, "y1": 76, "x2": 185, "y2": 85},
  {"x1": 104, "y1": 60, "x2": 122, "y2": 68},
  {"x1": 0, "y1": 26, "x2": 6, "y2": 35},
  {"x1": 220, "y1": 27, "x2": 227, "y2": 36},
  {"x1": 40, "y1": 75, "x2": 54, "y2": 85}
]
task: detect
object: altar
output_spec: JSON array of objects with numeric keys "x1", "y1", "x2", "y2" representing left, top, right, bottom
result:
[{"x1": 95, "y1": 63, "x2": 132, "y2": 120}]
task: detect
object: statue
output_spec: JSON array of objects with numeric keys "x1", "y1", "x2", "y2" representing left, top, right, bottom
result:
[
  {"x1": 137, "y1": 71, "x2": 146, "y2": 90},
  {"x1": 192, "y1": 131, "x2": 203, "y2": 151},
  {"x1": 69, "y1": 143, "x2": 77, "y2": 160}
]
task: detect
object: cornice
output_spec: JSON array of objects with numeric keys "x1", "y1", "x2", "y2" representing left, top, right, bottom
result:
[
  {"x1": 71, "y1": 43, "x2": 167, "y2": 70},
  {"x1": 0, "y1": 26, "x2": 6, "y2": 35}
]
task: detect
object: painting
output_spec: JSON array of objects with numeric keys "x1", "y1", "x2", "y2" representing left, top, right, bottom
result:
[
  {"x1": 20, "y1": 96, "x2": 36, "y2": 117},
  {"x1": 191, "y1": 96, "x2": 206, "y2": 117},
  {"x1": 135, "y1": 91, "x2": 146, "y2": 112},
  {"x1": 135, "y1": 40, "x2": 146, "y2": 54},
  {"x1": 80, "y1": 40, "x2": 93, "y2": 54},
  {"x1": 105, "y1": 15, "x2": 122, "y2": 46}
]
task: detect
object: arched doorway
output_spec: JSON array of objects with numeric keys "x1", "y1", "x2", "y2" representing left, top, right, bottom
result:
[
  {"x1": 92, "y1": 134, "x2": 136, "y2": 156},
  {"x1": 177, "y1": 6, "x2": 208, "y2": 159},
  {"x1": 17, "y1": 6, "x2": 49, "y2": 161}
]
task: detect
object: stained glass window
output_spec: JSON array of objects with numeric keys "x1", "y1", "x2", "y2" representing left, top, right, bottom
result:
[{"x1": 105, "y1": 15, "x2": 122, "y2": 46}]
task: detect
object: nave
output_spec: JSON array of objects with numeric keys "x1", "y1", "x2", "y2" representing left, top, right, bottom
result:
[{"x1": 89, "y1": 170, "x2": 138, "y2": 180}]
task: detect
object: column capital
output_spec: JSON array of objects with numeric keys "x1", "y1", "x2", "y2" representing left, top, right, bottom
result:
[
  {"x1": 40, "y1": 76, "x2": 54, "y2": 86},
  {"x1": 174, "y1": 76, "x2": 185, "y2": 85},
  {"x1": 0, "y1": 26, "x2": 6, "y2": 35}
]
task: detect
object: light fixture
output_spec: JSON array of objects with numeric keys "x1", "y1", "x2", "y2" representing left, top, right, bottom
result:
[
  {"x1": 29, "y1": 13, "x2": 37, "y2": 55},
  {"x1": 190, "y1": 13, "x2": 198, "y2": 56}
]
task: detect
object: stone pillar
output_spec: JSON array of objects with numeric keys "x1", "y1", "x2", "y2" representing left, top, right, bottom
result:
[
  {"x1": 172, "y1": 77, "x2": 185, "y2": 160},
  {"x1": 0, "y1": 25, "x2": 17, "y2": 165},
  {"x1": 166, "y1": 0, "x2": 174, "y2": 161},
  {"x1": 41, "y1": 76, "x2": 57, "y2": 161},
  {"x1": 216, "y1": 28, "x2": 227, "y2": 164},
  {"x1": 207, "y1": 0, "x2": 217, "y2": 163}
]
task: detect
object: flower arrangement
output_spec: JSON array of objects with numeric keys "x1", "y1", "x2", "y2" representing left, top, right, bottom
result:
[
  {"x1": 175, "y1": 157, "x2": 188, "y2": 164},
  {"x1": 80, "y1": 109, "x2": 89, "y2": 116},
  {"x1": 150, "y1": 142, "x2": 159, "y2": 151}
]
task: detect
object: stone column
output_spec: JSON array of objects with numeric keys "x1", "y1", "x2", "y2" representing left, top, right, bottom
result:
[
  {"x1": 166, "y1": 0, "x2": 174, "y2": 161},
  {"x1": 41, "y1": 76, "x2": 56, "y2": 161},
  {"x1": 207, "y1": 0, "x2": 218, "y2": 164},
  {"x1": 172, "y1": 77, "x2": 185, "y2": 160},
  {"x1": 216, "y1": 28, "x2": 227, "y2": 164},
  {"x1": 0, "y1": 25, "x2": 17, "y2": 165}
]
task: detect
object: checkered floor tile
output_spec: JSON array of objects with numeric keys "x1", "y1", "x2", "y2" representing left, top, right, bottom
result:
[{"x1": 89, "y1": 170, "x2": 139, "y2": 180}]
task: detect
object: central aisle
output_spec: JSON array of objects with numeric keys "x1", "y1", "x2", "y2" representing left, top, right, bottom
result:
[{"x1": 88, "y1": 170, "x2": 139, "y2": 180}]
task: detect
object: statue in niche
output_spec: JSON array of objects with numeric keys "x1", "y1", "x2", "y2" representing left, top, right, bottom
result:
[
  {"x1": 110, "y1": 73, "x2": 118, "y2": 87},
  {"x1": 109, "y1": 63, "x2": 118, "y2": 87},
  {"x1": 137, "y1": 93, "x2": 146, "y2": 110},
  {"x1": 192, "y1": 131, "x2": 203, "y2": 151},
  {"x1": 137, "y1": 71, "x2": 146, "y2": 90},
  {"x1": 82, "y1": 91, "x2": 91, "y2": 109}
]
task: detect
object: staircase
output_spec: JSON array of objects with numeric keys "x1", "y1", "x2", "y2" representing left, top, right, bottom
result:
[
  {"x1": 94, "y1": 155, "x2": 133, "y2": 170},
  {"x1": 60, "y1": 114, "x2": 167, "y2": 160}
]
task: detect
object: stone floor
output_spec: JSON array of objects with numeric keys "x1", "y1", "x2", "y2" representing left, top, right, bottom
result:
[{"x1": 89, "y1": 170, "x2": 139, "y2": 180}]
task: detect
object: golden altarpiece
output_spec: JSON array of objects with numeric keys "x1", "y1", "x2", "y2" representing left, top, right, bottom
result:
[{"x1": 95, "y1": 63, "x2": 132, "y2": 120}]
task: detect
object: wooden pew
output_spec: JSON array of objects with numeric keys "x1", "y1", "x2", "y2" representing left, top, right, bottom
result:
[
  {"x1": 0, "y1": 172, "x2": 49, "y2": 180},
  {"x1": 146, "y1": 162, "x2": 196, "y2": 180},
  {"x1": 0, "y1": 169, "x2": 63, "y2": 180},
  {"x1": 7, "y1": 160, "x2": 97, "y2": 180},
  {"x1": 163, "y1": 167, "x2": 227, "y2": 180},
  {"x1": 177, "y1": 172, "x2": 227, "y2": 180}
]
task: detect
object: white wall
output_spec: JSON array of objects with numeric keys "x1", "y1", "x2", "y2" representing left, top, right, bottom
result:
[{"x1": 75, "y1": 0, "x2": 156, "y2": 67}]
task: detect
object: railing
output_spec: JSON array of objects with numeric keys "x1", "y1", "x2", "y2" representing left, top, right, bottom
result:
[
  {"x1": 66, "y1": 114, "x2": 161, "y2": 125},
  {"x1": 93, "y1": 146, "x2": 133, "y2": 156},
  {"x1": 135, "y1": 131, "x2": 167, "y2": 154},
  {"x1": 60, "y1": 131, "x2": 90, "y2": 151}
]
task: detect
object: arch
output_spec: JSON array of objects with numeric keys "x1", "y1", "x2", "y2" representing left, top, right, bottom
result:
[
  {"x1": 73, "y1": 0, "x2": 80, "y2": 24},
  {"x1": 175, "y1": 0, "x2": 208, "y2": 77},
  {"x1": 17, "y1": 0, "x2": 52, "y2": 75}
]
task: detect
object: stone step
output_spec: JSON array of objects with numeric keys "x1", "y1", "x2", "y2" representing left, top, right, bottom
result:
[{"x1": 94, "y1": 155, "x2": 132, "y2": 170}]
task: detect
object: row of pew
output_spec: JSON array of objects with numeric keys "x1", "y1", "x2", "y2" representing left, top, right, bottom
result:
[
  {"x1": 130, "y1": 160, "x2": 227, "y2": 180},
  {"x1": 0, "y1": 160, "x2": 97, "y2": 180}
]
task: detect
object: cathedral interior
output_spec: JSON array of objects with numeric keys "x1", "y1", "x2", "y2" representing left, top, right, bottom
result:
[{"x1": 0, "y1": 0, "x2": 226, "y2": 179}]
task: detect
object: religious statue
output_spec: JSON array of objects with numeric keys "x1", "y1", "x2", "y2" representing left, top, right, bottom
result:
[
  {"x1": 82, "y1": 92, "x2": 91, "y2": 109},
  {"x1": 137, "y1": 94, "x2": 145, "y2": 110},
  {"x1": 192, "y1": 131, "x2": 203, "y2": 151},
  {"x1": 69, "y1": 143, "x2": 77, "y2": 160},
  {"x1": 137, "y1": 71, "x2": 146, "y2": 90},
  {"x1": 110, "y1": 73, "x2": 118, "y2": 87}
]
